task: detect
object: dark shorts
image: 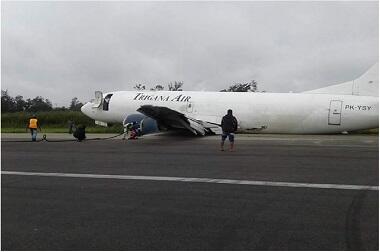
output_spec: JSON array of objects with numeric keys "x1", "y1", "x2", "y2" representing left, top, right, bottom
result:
[{"x1": 221, "y1": 132, "x2": 235, "y2": 142}]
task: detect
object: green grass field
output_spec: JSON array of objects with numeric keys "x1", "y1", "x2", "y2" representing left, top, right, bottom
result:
[
  {"x1": 352, "y1": 128, "x2": 379, "y2": 134},
  {"x1": 2, "y1": 127, "x2": 378, "y2": 135},
  {"x1": 2, "y1": 111, "x2": 123, "y2": 133},
  {"x1": 1, "y1": 111, "x2": 378, "y2": 135},
  {"x1": 1, "y1": 126, "x2": 123, "y2": 134}
]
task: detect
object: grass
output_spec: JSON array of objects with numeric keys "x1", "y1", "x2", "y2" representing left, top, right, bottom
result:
[
  {"x1": 350, "y1": 128, "x2": 379, "y2": 135},
  {"x1": 2, "y1": 126, "x2": 123, "y2": 134},
  {"x1": 1, "y1": 111, "x2": 93, "y2": 128},
  {"x1": 2, "y1": 111, "x2": 123, "y2": 133},
  {"x1": 3, "y1": 127, "x2": 378, "y2": 135},
  {"x1": 2, "y1": 111, "x2": 378, "y2": 135}
]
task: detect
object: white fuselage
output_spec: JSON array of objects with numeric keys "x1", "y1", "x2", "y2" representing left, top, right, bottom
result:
[{"x1": 81, "y1": 91, "x2": 379, "y2": 134}]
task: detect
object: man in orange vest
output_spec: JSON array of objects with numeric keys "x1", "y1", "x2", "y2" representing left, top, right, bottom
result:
[{"x1": 26, "y1": 114, "x2": 41, "y2": 141}]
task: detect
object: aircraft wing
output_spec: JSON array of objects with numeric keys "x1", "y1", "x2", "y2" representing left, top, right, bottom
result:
[{"x1": 137, "y1": 105, "x2": 222, "y2": 135}]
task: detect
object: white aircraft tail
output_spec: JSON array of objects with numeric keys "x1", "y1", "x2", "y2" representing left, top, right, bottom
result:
[{"x1": 303, "y1": 63, "x2": 378, "y2": 97}]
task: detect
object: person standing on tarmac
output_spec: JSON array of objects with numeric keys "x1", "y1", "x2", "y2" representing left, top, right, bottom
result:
[
  {"x1": 221, "y1": 109, "x2": 238, "y2": 151},
  {"x1": 26, "y1": 114, "x2": 41, "y2": 142}
]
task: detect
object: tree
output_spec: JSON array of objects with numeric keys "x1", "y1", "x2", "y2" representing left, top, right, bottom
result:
[
  {"x1": 168, "y1": 81, "x2": 183, "y2": 91},
  {"x1": 133, "y1": 84, "x2": 146, "y2": 90},
  {"x1": 1, "y1": 90, "x2": 16, "y2": 113},
  {"x1": 26, "y1": 96, "x2": 53, "y2": 112},
  {"x1": 53, "y1": 106, "x2": 68, "y2": 111},
  {"x1": 150, "y1": 85, "x2": 164, "y2": 91},
  {"x1": 69, "y1": 97, "x2": 84, "y2": 111},
  {"x1": 220, "y1": 80, "x2": 258, "y2": 92},
  {"x1": 14, "y1": 95, "x2": 27, "y2": 112},
  {"x1": 1, "y1": 90, "x2": 70, "y2": 113}
]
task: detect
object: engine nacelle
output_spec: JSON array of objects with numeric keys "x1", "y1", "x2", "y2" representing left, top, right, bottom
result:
[{"x1": 123, "y1": 114, "x2": 159, "y2": 135}]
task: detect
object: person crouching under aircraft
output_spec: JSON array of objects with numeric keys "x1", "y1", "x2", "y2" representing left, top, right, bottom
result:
[
  {"x1": 128, "y1": 121, "x2": 140, "y2": 140},
  {"x1": 122, "y1": 120, "x2": 132, "y2": 140},
  {"x1": 73, "y1": 125, "x2": 86, "y2": 142},
  {"x1": 221, "y1": 109, "x2": 238, "y2": 151}
]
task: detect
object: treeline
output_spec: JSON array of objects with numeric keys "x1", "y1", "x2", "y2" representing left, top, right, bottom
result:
[
  {"x1": 134, "y1": 81, "x2": 184, "y2": 91},
  {"x1": 1, "y1": 90, "x2": 92, "y2": 131},
  {"x1": 2, "y1": 79, "x2": 260, "y2": 114},
  {"x1": 1, "y1": 79, "x2": 261, "y2": 132},
  {"x1": 135, "y1": 80, "x2": 261, "y2": 92},
  {"x1": 220, "y1": 80, "x2": 259, "y2": 92},
  {"x1": 1, "y1": 90, "x2": 84, "y2": 113}
]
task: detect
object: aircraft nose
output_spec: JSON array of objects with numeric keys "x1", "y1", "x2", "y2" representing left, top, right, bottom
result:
[{"x1": 81, "y1": 102, "x2": 91, "y2": 116}]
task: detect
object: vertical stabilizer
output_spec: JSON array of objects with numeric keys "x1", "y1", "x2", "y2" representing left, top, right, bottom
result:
[
  {"x1": 353, "y1": 63, "x2": 378, "y2": 96},
  {"x1": 303, "y1": 63, "x2": 378, "y2": 97}
]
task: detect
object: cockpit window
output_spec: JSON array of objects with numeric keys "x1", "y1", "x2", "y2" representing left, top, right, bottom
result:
[{"x1": 103, "y1": 94, "x2": 113, "y2": 111}]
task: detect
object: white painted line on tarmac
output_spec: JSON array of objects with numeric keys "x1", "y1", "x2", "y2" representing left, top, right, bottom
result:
[{"x1": 2, "y1": 171, "x2": 378, "y2": 191}]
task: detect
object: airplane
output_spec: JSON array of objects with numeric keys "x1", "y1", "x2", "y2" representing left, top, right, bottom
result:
[{"x1": 81, "y1": 63, "x2": 379, "y2": 135}]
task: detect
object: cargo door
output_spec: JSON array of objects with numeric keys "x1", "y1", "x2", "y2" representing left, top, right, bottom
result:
[{"x1": 328, "y1": 100, "x2": 343, "y2": 125}]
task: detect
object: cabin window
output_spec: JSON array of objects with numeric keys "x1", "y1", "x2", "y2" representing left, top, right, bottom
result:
[{"x1": 103, "y1": 94, "x2": 113, "y2": 111}]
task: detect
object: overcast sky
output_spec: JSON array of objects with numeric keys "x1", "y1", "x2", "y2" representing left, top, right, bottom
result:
[{"x1": 2, "y1": 1, "x2": 378, "y2": 107}]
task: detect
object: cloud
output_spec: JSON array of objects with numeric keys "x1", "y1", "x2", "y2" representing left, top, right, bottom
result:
[{"x1": 2, "y1": 1, "x2": 378, "y2": 106}]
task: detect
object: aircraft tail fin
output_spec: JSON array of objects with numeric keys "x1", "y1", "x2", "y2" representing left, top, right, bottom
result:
[{"x1": 303, "y1": 63, "x2": 378, "y2": 97}]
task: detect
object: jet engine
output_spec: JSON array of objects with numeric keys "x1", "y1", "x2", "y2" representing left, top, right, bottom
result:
[{"x1": 123, "y1": 114, "x2": 159, "y2": 135}]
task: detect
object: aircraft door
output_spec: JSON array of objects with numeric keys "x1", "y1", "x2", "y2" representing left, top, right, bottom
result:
[
  {"x1": 328, "y1": 100, "x2": 343, "y2": 125},
  {"x1": 186, "y1": 102, "x2": 194, "y2": 113},
  {"x1": 92, "y1": 91, "x2": 103, "y2": 108}
]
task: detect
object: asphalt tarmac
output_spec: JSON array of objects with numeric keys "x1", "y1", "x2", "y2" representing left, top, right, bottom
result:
[{"x1": 1, "y1": 134, "x2": 379, "y2": 250}]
